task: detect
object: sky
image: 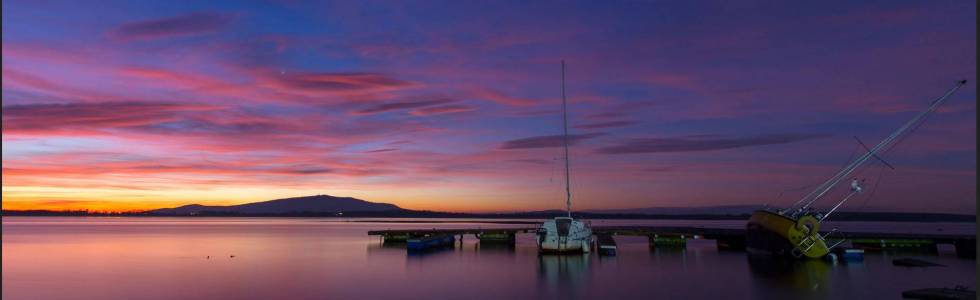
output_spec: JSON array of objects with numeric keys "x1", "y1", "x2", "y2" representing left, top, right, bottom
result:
[{"x1": 1, "y1": 0, "x2": 976, "y2": 213}]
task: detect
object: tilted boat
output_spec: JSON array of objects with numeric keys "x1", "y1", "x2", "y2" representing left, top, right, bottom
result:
[
  {"x1": 537, "y1": 61, "x2": 593, "y2": 254},
  {"x1": 745, "y1": 80, "x2": 968, "y2": 259}
]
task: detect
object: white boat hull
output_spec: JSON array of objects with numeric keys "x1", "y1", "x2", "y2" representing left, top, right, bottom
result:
[{"x1": 537, "y1": 217, "x2": 592, "y2": 253}]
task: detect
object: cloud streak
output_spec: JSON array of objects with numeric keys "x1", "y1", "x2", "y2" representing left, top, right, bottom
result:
[
  {"x1": 263, "y1": 71, "x2": 413, "y2": 95},
  {"x1": 2, "y1": 102, "x2": 218, "y2": 134},
  {"x1": 575, "y1": 120, "x2": 637, "y2": 129},
  {"x1": 500, "y1": 133, "x2": 606, "y2": 149},
  {"x1": 410, "y1": 104, "x2": 476, "y2": 116},
  {"x1": 110, "y1": 12, "x2": 234, "y2": 41},
  {"x1": 596, "y1": 133, "x2": 831, "y2": 154},
  {"x1": 354, "y1": 99, "x2": 454, "y2": 115}
]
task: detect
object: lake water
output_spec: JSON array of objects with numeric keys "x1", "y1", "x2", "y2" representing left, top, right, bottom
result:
[{"x1": 2, "y1": 217, "x2": 975, "y2": 299}]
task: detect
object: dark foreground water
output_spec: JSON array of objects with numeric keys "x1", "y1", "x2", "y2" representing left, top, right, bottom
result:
[{"x1": 2, "y1": 217, "x2": 975, "y2": 300}]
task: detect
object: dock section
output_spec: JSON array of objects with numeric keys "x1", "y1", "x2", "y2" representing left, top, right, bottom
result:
[
  {"x1": 368, "y1": 225, "x2": 975, "y2": 258},
  {"x1": 593, "y1": 226, "x2": 746, "y2": 250},
  {"x1": 369, "y1": 227, "x2": 536, "y2": 245}
]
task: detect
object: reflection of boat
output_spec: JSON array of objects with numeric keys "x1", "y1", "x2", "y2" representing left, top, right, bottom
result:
[
  {"x1": 746, "y1": 80, "x2": 968, "y2": 259},
  {"x1": 538, "y1": 254, "x2": 590, "y2": 286},
  {"x1": 537, "y1": 61, "x2": 592, "y2": 254},
  {"x1": 747, "y1": 255, "x2": 832, "y2": 298}
]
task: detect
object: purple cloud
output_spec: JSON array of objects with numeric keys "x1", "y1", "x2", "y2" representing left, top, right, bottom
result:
[
  {"x1": 269, "y1": 71, "x2": 412, "y2": 94},
  {"x1": 364, "y1": 148, "x2": 398, "y2": 153},
  {"x1": 354, "y1": 99, "x2": 454, "y2": 115},
  {"x1": 2, "y1": 102, "x2": 217, "y2": 134},
  {"x1": 575, "y1": 120, "x2": 637, "y2": 129},
  {"x1": 500, "y1": 133, "x2": 606, "y2": 149},
  {"x1": 411, "y1": 104, "x2": 476, "y2": 116},
  {"x1": 596, "y1": 133, "x2": 830, "y2": 154},
  {"x1": 110, "y1": 12, "x2": 233, "y2": 41},
  {"x1": 506, "y1": 159, "x2": 554, "y2": 165}
]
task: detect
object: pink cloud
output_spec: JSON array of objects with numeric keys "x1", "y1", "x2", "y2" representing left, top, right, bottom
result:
[
  {"x1": 2, "y1": 102, "x2": 219, "y2": 135},
  {"x1": 410, "y1": 104, "x2": 476, "y2": 116},
  {"x1": 258, "y1": 70, "x2": 414, "y2": 95},
  {"x1": 353, "y1": 98, "x2": 454, "y2": 115},
  {"x1": 2, "y1": 68, "x2": 119, "y2": 102}
]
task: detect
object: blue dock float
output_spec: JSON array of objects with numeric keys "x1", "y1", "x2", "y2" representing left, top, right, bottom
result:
[
  {"x1": 407, "y1": 234, "x2": 456, "y2": 251},
  {"x1": 596, "y1": 234, "x2": 617, "y2": 256},
  {"x1": 840, "y1": 248, "x2": 864, "y2": 261}
]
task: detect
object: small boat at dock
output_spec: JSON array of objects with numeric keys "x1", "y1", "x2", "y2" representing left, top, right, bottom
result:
[
  {"x1": 596, "y1": 234, "x2": 617, "y2": 256},
  {"x1": 407, "y1": 234, "x2": 455, "y2": 251}
]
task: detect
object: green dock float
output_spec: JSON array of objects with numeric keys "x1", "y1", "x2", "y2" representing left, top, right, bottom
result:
[
  {"x1": 476, "y1": 232, "x2": 516, "y2": 244},
  {"x1": 650, "y1": 234, "x2": 687, "y2": 247},
  {"x1": 382, "y1": 233, "x2": 410, "y2": 243},
  {"x1": 850, "y1": 238, "x2": 938, "y2": 252}
]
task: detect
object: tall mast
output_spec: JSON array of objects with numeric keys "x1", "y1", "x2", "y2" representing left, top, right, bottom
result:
[
  {"x1": 789, "y1": 80, "x2": 968, "y2": 215},
  {"x1": 561, "y1": 60, "x2": 572, "y2": 218}
]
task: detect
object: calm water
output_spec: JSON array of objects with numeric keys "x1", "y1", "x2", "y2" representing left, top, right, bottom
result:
[{"x1": 2, "y1": 217, "x2": 975, "y2": 300}]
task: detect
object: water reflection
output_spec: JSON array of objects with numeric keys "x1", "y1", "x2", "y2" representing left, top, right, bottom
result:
[
  {"x1": 365, "y1": 241, "x2": 406, "y2": 256},
  {"x1": 475, "y1": 242, "x2": 517, "y2": 253},
  {"x1": 649, "y1": 245, "x2": 689, "y2": 268},
  {"x1": 6, "y1": 217, "x2": 975, "y2": 300},
  {"x1": 538, "y1": 254, "x2": 590, "y2": 287},
  {"x1": 747, "y1": 255, "x2": 832, "y2": 299}
]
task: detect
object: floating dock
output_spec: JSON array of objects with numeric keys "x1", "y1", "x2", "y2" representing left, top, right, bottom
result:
[
  {"x1": 369, "y1": 227, "x2": 536, "y2": 245},
  {"x1": 367, "y1": 225, "x2": 975, "y2": 258}
]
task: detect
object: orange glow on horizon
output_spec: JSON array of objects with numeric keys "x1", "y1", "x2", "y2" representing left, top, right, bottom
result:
[{"x1": 0, "y1": 184, "x2": 571, "y2": 213}]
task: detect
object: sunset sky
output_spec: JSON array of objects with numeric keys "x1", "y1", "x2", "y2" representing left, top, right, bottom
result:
[{"x1": 2, "y1": 1, "x2": 976, "y2": 213}]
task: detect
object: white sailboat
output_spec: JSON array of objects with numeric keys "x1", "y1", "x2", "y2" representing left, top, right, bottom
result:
[{"x1": 537, "y1": 61, "x2": 593, "y2": 254}]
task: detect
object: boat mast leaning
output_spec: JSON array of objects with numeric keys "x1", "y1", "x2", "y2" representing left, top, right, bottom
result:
[{"x1": 787, "y1": 80, "x2": 968, "y2": 218}]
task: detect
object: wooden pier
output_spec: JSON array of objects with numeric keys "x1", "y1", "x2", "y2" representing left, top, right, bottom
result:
[
  {"x1": 369, "y1": 227, "x2": 536, "y2": 245},
  {"x1": 367, "y1": 226, "x2": 976, "y2": 258}
]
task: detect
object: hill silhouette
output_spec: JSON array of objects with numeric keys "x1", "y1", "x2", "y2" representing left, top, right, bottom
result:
[{"x1": 148, "y1": 195, "x2": 402, "y2": 215}]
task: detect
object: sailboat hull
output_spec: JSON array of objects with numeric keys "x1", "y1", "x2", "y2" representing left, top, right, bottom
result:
[
  {"x1": 538, "y1": 237, "x2": 591, "y2": 254},
  {"x1": 746, "y1": 210, "x2": 829, "y2": 258},
  {"x1": 537, "y1": 217, "x2": 592, "y2": 254},
  {"x1": 746, "y1": 210, "x2": 797, "y2": 256}
]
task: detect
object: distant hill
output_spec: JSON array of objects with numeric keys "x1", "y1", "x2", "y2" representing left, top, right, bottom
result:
[{"x1": 148, "y1": 195, "x2": 403, "y2": 215}]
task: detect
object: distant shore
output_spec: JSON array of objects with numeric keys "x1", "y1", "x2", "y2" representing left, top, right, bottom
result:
[{"x1": 1, "y1": 210, "x2": 975, "y2": 223}]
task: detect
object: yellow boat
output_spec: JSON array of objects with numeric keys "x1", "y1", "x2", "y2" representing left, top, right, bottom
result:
[
  {"x1": 746, "y1": 210, "x2": 830, "y2": 258},
  {"x1": 745, "y1": 80, "x2": 967, "y2": 259}
]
